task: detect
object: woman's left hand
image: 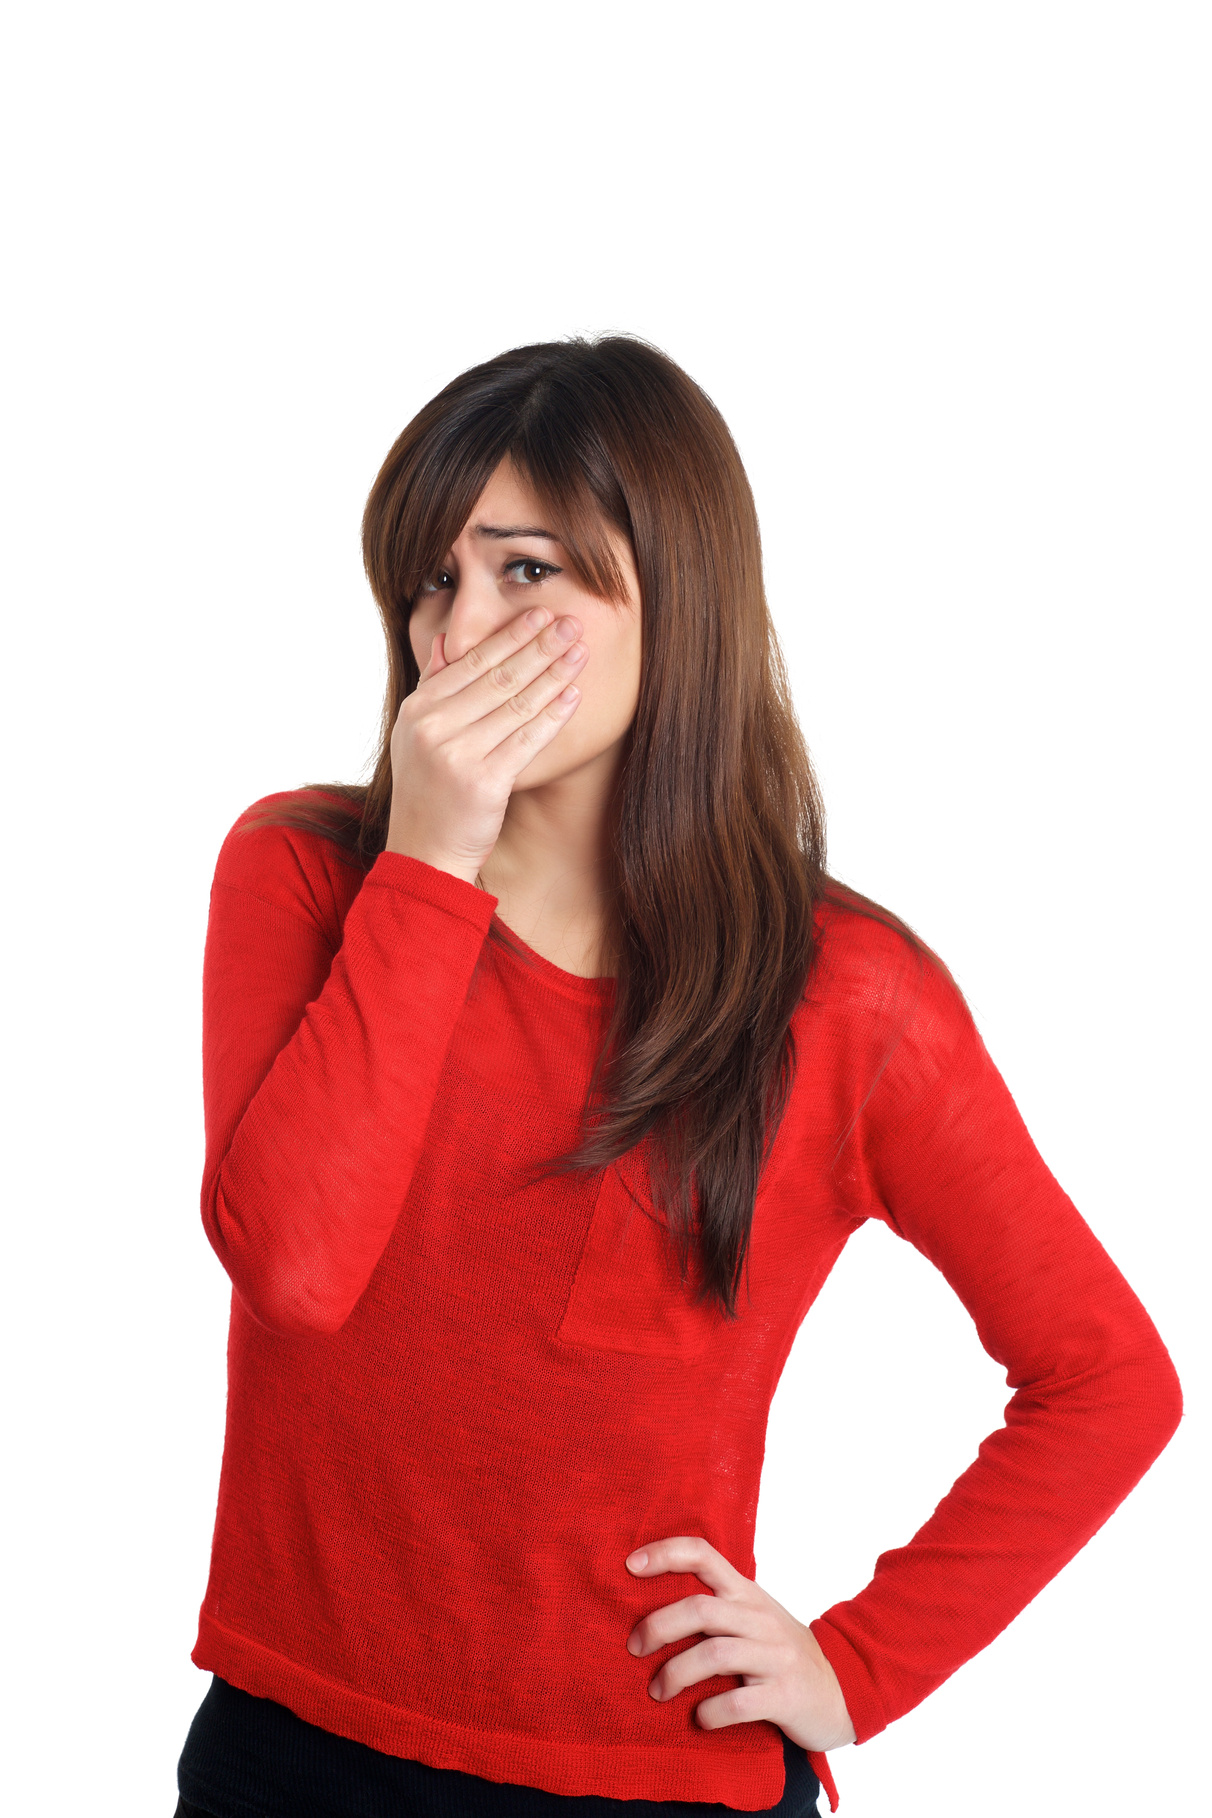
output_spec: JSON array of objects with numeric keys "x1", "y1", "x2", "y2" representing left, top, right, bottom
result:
[{"x1": 624, "y1": 1535, "x2": 857, "y2": 1752}]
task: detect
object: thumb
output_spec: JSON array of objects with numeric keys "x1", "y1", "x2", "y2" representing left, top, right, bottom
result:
[{"x1": 421, "y1": 630, "x2": 448, "y2": 678}]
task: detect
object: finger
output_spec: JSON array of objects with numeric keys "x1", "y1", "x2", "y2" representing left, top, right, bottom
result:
[
  {"x1": 690, "y1": 1683, "x2": 774, "y2": 1731},
  {"x1": 648, "y1": 1633, "x2": 779, "y2": 1704},
  {"x1": 419, "y1": 630, "x2": 448, "y2": 680},
  {"x1": 628, "y1": 1589, "x2": 768, "y2": 1666},
  {"x1": 463, "y1": 639, "x2": 589, "y2": 766},
  {"x1": 419, "y1": 605, "x2": 563, "y2": 703},
  {"x1": 477, "y1": 680, "x2": 584, "y2": 778},
  {"x1": 625, "y1": 1537, "x2": 747, "y2": 1598},
  {"x1": 454, "y1": 616, "x2": 586, "y2": 731}
]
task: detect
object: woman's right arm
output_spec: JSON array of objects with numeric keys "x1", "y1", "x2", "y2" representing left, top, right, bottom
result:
[
  {"x1": 204, "y1": 604, "x2": 591, "y2": 1336},
  {"x1": 200, "y1": 815, "x2": 497, "y2": 1338}
]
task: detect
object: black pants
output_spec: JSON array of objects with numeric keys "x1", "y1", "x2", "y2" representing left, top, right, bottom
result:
[{"x1": 175, "y1": 1674, "x2": 821, "y2": 1818}]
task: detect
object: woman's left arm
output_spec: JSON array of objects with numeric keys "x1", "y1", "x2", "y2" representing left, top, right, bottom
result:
[
  {"x1": 801, "y1": 957, "x2": 1184, "y2": 1747},
  {"x1": 623, "y1": 952, "x2": 1183, "y2": 1787}
]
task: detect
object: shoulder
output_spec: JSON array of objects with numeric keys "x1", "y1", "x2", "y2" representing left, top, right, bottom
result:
[
  {"x1": 797, "y1": 886, "x2": 980, "y2": 1079},
  {"x1": 210, "y1": 787, "x2": 369, "y2": 944}
]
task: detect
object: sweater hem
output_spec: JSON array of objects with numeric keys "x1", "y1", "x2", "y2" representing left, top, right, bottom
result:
[{"x1": 192, "y1": 1612, "x2": 789, "y2": 1810}]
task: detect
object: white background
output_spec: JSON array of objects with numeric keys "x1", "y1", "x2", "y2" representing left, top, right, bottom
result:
[{"x1": 3, "y1": 4, "x2": 1207, "y2": 1814}]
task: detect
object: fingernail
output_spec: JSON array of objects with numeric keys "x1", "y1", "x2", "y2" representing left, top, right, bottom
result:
[
  {"x1": 649, "y1": 1680, "x2": 663, "y2": 1700},
  {"x1": 527, "y1": 608, "x2": 550, "y2": 630},
  {"x1": 555, "y1": 616, "x2": 579, "y2": 641},
  {"x1": 626, "y1": 1550, "x2": 648, "y2": 1571}
]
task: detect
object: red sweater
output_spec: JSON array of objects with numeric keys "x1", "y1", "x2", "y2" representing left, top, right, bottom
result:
[{"x1": 190, "y1": 792, "x2": 1182, "y2": 1812}]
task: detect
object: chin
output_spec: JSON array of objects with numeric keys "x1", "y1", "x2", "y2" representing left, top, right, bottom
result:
[
  {"x1": 512, "y1": 742, "x2": 603, "y2": 790},
  {"x1": 511, "y1": 758, "x2": 576, "y2": 790}
]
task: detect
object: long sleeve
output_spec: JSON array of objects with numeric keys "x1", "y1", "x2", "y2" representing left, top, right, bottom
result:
[
  {"x1": 199, "y1": 804, "x2": 498, "y2": 1337},
  {"x1": 808, "y1": 949, "x2": 1183, "y2": 1745}
]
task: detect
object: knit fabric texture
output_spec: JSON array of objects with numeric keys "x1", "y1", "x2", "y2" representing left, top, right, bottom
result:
[{"x1": 190, "y1": 791, "x2": 1182, "y2": 1813}]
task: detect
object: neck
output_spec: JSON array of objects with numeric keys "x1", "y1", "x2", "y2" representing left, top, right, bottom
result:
[{"x1": 476, "y1": 745, "x2": 622, "y2": 978}]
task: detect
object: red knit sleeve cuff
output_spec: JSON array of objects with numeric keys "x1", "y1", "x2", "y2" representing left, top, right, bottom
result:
[
  {"x1": 809, "y1": 1617, "x2": 889, "y2": 1747},
  {"x1": 363, "y1": 850, "x2": 499, "y2": 934}
]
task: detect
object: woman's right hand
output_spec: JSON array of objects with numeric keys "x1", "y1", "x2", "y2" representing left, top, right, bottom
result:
[{"x1": 384, "y1": 605, "x2": 589, "y2": 884}]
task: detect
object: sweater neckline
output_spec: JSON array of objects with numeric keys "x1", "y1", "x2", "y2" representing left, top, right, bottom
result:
[{"x1": 489, "y1": 913, "x2": 617, "y2": 1006}]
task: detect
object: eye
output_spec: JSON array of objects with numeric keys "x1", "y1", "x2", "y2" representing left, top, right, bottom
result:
[
  {"x1": 504, "y1": 559, "x2": 561, "y2": 585},
  {"x1": 418, "y1": 568, "x2": 455, "y2": 595}
]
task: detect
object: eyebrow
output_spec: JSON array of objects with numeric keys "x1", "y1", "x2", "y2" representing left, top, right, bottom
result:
[{"x1": 472, "y1": 522, "x2": 560, "y2": 541}]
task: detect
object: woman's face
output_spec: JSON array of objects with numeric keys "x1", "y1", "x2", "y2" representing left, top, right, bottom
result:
[{"x1": 407, "y1": 458, "x2": 643, "y2": 791}]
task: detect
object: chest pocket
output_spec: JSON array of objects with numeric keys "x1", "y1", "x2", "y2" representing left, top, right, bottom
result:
[{"x1": 556, "y1": 1147, "x2": 725, "y2": 1359}]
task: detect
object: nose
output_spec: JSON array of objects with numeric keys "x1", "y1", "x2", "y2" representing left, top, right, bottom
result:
[{"x1": 439, "y1": 567, "x2": 518, "y2": 664}]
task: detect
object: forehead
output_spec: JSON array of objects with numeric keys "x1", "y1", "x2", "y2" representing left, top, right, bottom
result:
[
  {"x1": 458, "y1": 458, "x2": 549, "y2": 537},
  {"x1": 449, "y1": 454, "x2": 639, "y2": 607}
]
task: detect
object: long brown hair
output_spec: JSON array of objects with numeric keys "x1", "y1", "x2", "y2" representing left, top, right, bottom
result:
[{"x1": 242, "y1": 334, "x2": 955, "y2": 1318}]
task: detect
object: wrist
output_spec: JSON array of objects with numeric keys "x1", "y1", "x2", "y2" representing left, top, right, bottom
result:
[
  {"x1": 383, "y1": 831, "x2": 483, "y2": 889},
  {"x1": 800, "y1": 1618, "x2": 858, "y2": 1749},
  {"x1": 820, "y1": 1659, "x2": 857, "y2": 1748}
]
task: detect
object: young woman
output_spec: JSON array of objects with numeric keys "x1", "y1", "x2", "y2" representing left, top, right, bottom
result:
[{"x1": 174, "y1": 335, "x2": 1182, "y2": 1818}]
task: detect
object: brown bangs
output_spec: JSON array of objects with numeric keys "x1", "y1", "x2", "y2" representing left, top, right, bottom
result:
[{"x1": 370, "y1": 374, "x2": 634, "y2": 625}]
